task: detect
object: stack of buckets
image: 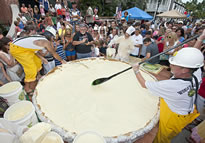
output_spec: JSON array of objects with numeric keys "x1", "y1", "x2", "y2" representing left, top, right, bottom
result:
[{"x1": 0, "y1": 81, "x2": 38, "y2": 127}]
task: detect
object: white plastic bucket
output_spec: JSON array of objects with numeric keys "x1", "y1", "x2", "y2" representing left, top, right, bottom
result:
[
  {"x1": 73, "y1": 131, "x2": 106, "y2": 143},
  {"x1": 41, "y1": 132, "x2": 64, "y2": 143},
  {"x1": 4, "y1": 101, "x2": 38, "y2": 127},
  {"x1": 0, "y1": 81, "x2": 25, "y2": 106}
]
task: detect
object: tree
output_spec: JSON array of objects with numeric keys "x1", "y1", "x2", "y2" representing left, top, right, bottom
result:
[{"x1": 184, "y1": 0, "x2": 205, "y2": 19}]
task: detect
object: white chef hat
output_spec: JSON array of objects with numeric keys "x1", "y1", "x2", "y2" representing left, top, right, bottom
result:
[{"x1": 126, "y1": 26, "x2": 135, "y2": 35}]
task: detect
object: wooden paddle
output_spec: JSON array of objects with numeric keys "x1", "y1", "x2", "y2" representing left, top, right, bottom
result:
[{"x1": 92, "y1": 34, "x2": 200, "y2": 86}]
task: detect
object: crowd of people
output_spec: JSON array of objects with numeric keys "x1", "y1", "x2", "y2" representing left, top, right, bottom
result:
[{"x1": 0, "y1": 0, "x2": 205, "y2": 142}]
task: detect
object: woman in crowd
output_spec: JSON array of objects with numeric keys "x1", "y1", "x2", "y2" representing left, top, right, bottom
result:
[
  {"x1": 0, "y1": 37, "x2": 24, "y2": 82},
  {"x1": 160, "y1": 32, "x2": 178, "y2": 66},
  {"x1": 176, "y1": 27, "x2": 185, "y2": 43},
  {"x1": 64, "y1": 29, "x2": 76, "y2": 61},
  {"x1": 109, "y1": 28, "x2": 118, "y2": 40},
  {"x1": 28, "y1": 4, "x2": 34, "y2": 17},
  {"x1": 99, "y1": 27, "x2": 106, "y2": 41},
  {"x1": 92, "y1": 27, "x2": 99, "y2": 41}
]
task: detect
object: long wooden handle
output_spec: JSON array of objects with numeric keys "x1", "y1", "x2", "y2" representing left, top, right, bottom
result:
[
  {"x1": 109, "y1": 34, "x2": 200, "y2": 79},
  {"x1": 139, "y1": 34, "x2": 200, "y2": 65}
]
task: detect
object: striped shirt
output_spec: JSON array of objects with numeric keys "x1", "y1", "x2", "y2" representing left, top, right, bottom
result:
[{"x1": 55, "y1": 44, "x2": 66, "y2": 66}]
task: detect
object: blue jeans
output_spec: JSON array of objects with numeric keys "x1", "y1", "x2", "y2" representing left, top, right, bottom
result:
[{"x1": 77, "y1": 52, "x2": 92, "y2": 59}]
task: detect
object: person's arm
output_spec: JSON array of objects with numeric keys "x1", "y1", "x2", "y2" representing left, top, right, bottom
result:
[
  {"x1": 33, "y1": 40, "x2": 66, "y2": 64},
  {"x1": 0, "y1": 80, "x2": 3, "y2": 86},
  {"x1": 141, "y1": 52, "x2": 151, "y2": 62},
  {"x1": 0, "y1": 54, "x2": 16, "y2": 67},
  {"x1": 0, "y1": 62, "x2": 11, "y2": 82},
  {"x1": 85, "y1": 33, "x2": 94, "y2": 46},
  {"x1": 35, "y1": 52, "x2": 48, "y2": 64},
  {"x1": 108, "y1": 36, "x2": 119, "y2": 47},
  {"x1": 72, "y1": 33, "x2": 87, "y2": 46},
  {"x1": 141, "y1": 44, "x2": 151, "y2": 61},
  {"x1": 73, "y1": 39, "x2": 86, "y2": 45},
  {"x1": 132, "y1": 63, "x2": 146, "y2": 88},
  {"x1": 63, "y1": 40, "x2": 70, "y2": 50},
  {"x1": 194, "y1": 29, "x2": 205, "y2": 50}
]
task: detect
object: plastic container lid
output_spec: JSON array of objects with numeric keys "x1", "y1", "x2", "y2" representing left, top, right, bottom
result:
[
  {"x1": 0, "y1": 81, "x2": 22, "y2": 95},
  {"x1": 73, "y1": 131, "x2": 106, "y2": 143}
]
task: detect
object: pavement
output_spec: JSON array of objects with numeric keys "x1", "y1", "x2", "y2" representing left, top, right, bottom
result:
[{"x1": 172, "y1": 129, "x2": 191, "y2": 143}]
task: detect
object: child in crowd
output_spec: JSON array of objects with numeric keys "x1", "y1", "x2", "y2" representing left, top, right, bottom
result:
[
  {"x1": 93, "y1": 41, "x2": 100, "y2": 57},
  {"x1": 65, "y1": 9, "x2": 71, "y2": 22},
  {"x1": 40, "y1": 5, "x2": 45, "y2": 17},
  {"x1": 99, "y1": 40, "x2": 107, "y2": 57},
  {"x1": 54, "y1": 34, "x2": 66, "y2": 66}
]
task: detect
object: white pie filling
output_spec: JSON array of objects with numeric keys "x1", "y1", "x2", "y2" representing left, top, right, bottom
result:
[{"x1": 35, "y1": 58, "x2": 159, "y2": 137}]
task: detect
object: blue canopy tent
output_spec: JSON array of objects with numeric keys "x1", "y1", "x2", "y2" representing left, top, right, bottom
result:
[{"x1": 122, "y1": 7, "x2": 153, "y2": 20}]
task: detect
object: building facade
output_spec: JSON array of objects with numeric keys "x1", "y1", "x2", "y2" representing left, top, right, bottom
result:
[{"x1": 146, "y1": 0, "x2": 185, "y2": 15}]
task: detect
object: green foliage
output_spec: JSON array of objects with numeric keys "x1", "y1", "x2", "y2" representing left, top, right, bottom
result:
[{"x1": 184, "y1": 0, "x2": 205, "y2": 19}]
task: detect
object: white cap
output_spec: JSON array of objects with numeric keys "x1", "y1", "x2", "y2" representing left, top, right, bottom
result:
[
  {"x1": 17, "y1": 32, "x2": 21, "y2": 36},
  {"x1": 45, "y1": 26, "x2": 56, "y2": 36},
  {"x1": 178, "y1": 21, "x2": 183, "y2": 24},
  {"x1": 73, "y1": 131, "x2": 106, "y2": 143},
  {"x1": 94, "y1": 26, "x2": 98, "y2": 31},
  {"x1": 126, "y1": 26, "x2": 135, "y2": 35},
  {"x1": 169, "y1": 47, "x2": 204, "y2": 68}
]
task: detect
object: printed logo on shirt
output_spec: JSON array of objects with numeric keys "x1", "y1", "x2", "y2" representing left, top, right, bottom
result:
[
  {"x1": 79, "y1": 34, "x2": 88, "y2": 44},
  {"x1": 177, "y1": 85, "x2": 192, "y2": 95}
]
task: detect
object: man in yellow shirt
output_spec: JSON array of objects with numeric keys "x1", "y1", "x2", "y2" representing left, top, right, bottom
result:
[{"x1": 10, "y1": 26, "x2": 66, "y2": 94}]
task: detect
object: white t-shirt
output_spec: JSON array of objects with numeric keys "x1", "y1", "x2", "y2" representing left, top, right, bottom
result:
[
  {"x1": 12, "y1": 35, "x2": 47, "y2": 50},
  {"x1": 19, "y1": 16, "x2": 27, "y2": 25},
  {"x1": 131, "y1": 34, "x2": 143, "y2": 56},
  {"x1": 145, "y1": 68, "x2": 202, "y2": 115},
  {"x1": 57, "y1": 22, "x2": 61, "y2": 31},
  {"x1": 94, "y1": 47, "x2": 100, "y2": 56},
  {"x1": 55, "y1": 4, "x2": 61, "y2": 10}
]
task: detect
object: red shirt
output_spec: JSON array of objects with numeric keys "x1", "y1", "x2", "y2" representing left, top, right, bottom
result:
[
  {"x1": 157, "y1": 36, "x2": 164, "y2": 53},
  {"x1": 15, "y1": 26, "x2": 22, "y2": 33},
  {"x1": 61, "y1": 8, "x2": 66, "y2": 16},
  {"x1": 21, "y1": 7, "x2": 28, "y2": 13},
  {"x1": 198, "y1": 77, "x2": 205, "y2": 98},
  {"x1": 57, "y1": 9, "x2": 62, "y2": 16}
]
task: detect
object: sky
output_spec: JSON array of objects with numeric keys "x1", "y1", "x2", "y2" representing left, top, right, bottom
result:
[{"x1": 181, "y1": 0, "x2": 203, "y2": 3}]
